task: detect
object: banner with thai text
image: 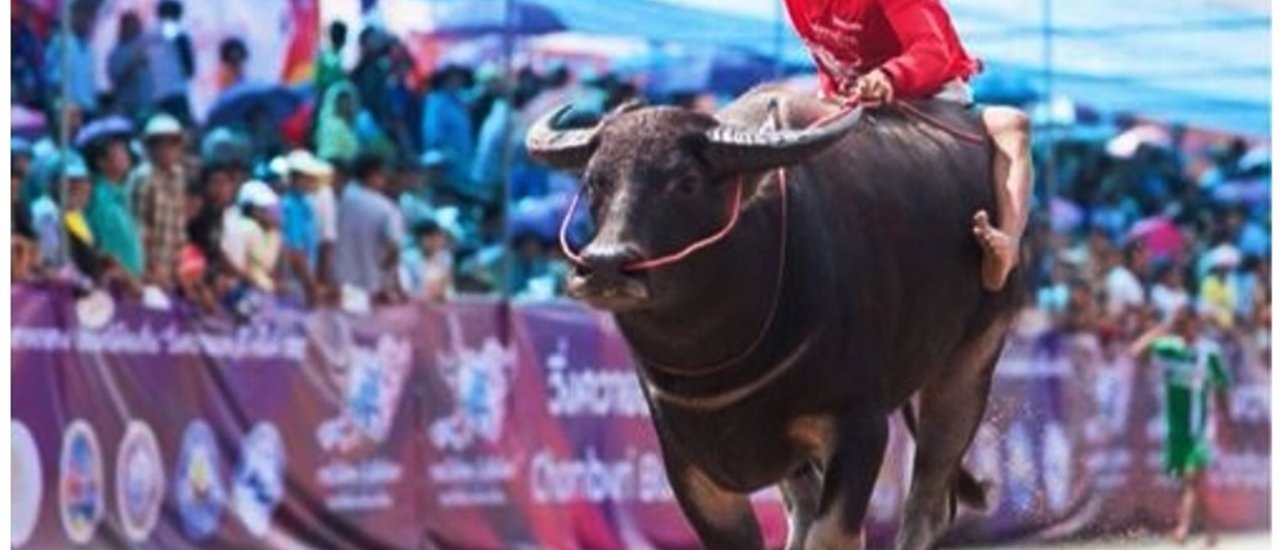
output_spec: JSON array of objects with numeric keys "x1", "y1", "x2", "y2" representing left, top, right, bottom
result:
[{"x1": 10, "y1": 286, "x2": 1269, "y2": 549}]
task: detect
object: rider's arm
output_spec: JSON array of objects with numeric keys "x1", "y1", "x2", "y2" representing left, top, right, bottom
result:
[{"x1": 877, "y1": 0, "x2": 954, "y2": 98}]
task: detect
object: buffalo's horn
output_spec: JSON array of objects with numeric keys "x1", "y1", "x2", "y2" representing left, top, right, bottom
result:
[
  {"x1": 525, "y1": 104, "x2": 600, "y2": 169},
  {"x1": 702, "y1": 106, "x2": 864, "y2": 174}
]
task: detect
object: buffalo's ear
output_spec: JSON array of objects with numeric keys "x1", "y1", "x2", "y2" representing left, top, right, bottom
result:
[{"x1": 699, "y1": 106, "x2": 864, "y2": 176}]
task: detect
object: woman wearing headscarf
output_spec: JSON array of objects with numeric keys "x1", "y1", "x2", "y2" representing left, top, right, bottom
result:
[{"x1": 316, "y1": 81, "x2": 360, "y2": 163}]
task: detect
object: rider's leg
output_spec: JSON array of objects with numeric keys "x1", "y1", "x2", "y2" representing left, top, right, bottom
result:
[{"x1": 973, "y1": 107, "x2": 1032, "y2": 291}]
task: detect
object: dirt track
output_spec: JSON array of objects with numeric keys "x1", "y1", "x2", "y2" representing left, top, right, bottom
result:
[{"x1": 954, "y1": 532, "x2": 1270, "y2": 549}]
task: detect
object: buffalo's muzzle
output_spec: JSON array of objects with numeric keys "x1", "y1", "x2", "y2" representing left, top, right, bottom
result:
[{"x1": 567, "y1": 244, "x2": 650, "y2": 310}]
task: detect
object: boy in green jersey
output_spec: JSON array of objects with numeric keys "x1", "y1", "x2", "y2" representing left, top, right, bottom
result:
[{"x1": 1131, "y1": 308, "x2": 1233, "y2": 545}]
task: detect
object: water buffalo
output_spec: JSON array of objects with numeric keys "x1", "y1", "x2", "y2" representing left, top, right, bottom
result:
[{"x1": 525, "y1": 86, "x2": 1022, "y2": 550}]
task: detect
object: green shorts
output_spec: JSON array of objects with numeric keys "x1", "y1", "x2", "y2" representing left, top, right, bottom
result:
[{"x1": 1164, "y1": 435, "x2": 1212, "y2": 478}]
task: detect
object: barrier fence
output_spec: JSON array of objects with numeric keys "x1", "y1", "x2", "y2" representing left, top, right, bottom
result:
[{"x1": 10, "y1": 285, "x2": 1270, "y2": 549}]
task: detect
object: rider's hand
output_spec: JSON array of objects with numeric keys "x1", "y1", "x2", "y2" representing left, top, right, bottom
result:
[{"x1": 854, "y1": 69, "x2": 895, "y2": 106}]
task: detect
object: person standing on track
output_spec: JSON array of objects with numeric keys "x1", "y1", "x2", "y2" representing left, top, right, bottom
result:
[
  {"x1": 1130, "y1": 307, "x2": 1234, "y2": 546},
  {"x1": 783, "y1": 0, "x2": 1033, "y2": 291}
]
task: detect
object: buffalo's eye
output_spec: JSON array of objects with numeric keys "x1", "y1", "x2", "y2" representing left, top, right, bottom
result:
[
  {"x1": 585, "y1": 174, "x2": 609, "y2": 195},
  {"x1": 672, "y1": 175, "x2": 698, "y2": 196}
]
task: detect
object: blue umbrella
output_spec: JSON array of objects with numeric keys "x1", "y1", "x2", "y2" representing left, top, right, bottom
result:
[
  {"x1": 204, "y1": 83, "x2": 306, "y2": 130},
  {"x1": 73, "y1": 116, "x2": 134, "y2": 149},
  {"x1": 426, "y1": 1, "x2": 565, "y2": 38}
]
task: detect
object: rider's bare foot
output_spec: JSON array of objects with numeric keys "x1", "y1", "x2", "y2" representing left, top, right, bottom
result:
[{"x1": 972, "y1": 210, "x2": 1018, "y2": 291}]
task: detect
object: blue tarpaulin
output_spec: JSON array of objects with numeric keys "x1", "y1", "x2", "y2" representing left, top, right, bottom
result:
[{"x1": 532, "y1": 0, "x2": 1270, "y2": 136}]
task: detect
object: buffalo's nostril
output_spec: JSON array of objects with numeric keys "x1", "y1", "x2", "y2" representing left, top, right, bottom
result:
[{"x1": 580, "y1": 244, "x2": 643, "y2": 277}]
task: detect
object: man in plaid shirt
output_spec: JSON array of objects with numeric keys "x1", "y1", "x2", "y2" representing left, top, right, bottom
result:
[{"x1": 129, "y1": 114, "x2": 188, "y2": 288}]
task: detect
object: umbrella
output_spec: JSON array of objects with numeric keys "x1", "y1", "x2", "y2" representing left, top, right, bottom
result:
[
  {"x1": 1048, "y1": 197, "x2": 1083, "y2": 233},
  {"x1": 1202, "y1": 244, "x2": 1241, "y2": 272},
  {"x1": 1126, "y1": 216, "x2": 1184, "y2": 259},
  {"x1": 73, "y1": 115, "x2": 133, "y2": 149},
  {"x1": 507, "y1": 192, "x2": 574, "y2": 243},
  {"x1": 1106, "y1": 125, "x2": 1171, "y2": 159},
  {"x1": 204, "y1": 83, "x2": 305, "y2": 129},
  {"x1": 413, "y1": 0, "x2": 565, "y2": 38},
  {"x1": 1209, "y1": 177, "x2": 1270, "y2": 205},
  {"x1": 1238, "y1": 145, "x2": 1270, "y2": 175},
  {"x1": 11, "y1": 105, "x2": 46, "y2": 139}
]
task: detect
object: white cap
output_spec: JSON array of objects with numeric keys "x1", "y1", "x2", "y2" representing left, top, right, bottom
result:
[
  {"x1": 268, "y1": 155, "x2": 291, "y2": 177},
  {"x1": 286, "y1": 149, "x2": 333, "y2": 178},
  {"x1": 237, "y1": 180, "x2": 280, "y2": 208},
  {"x1": 420, "y1": 149, "x2": 448, "y2": 167},
  {"x1": 1205, "y1": 244, "x2": 1241, "y2": 269},
  {"x1": 143, "y1": 114, "x2": 184, "y2": 138},
  {"x1": 63, "y1": 155, "x2": 90, "y2": 180}
]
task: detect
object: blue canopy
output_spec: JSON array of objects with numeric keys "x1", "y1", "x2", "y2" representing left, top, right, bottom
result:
[{"x1": 532, "y1": 0, "x2": 1270, "y2": 136}]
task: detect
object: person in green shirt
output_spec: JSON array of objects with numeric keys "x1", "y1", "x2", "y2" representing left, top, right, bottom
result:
[
  {"x1": 83, "y1": 135, "x2": 145, "y2": 278},
  {"x1": 1130, "y1": 307, "x2": 1233, "y2": 545}
]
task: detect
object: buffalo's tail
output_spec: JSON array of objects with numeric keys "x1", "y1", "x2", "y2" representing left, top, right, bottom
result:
[{"x1": 898, "y1": 403, "x2": 989, "y2": 515}]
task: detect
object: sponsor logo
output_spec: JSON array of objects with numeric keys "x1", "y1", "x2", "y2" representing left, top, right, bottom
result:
[
  {"x1": 12, "y1": 421, "x2": 43, "y2": 547},
  {"x1": 59, "y1": 420, "x2": 104, "y2": 544},
  {"x1": 74, "y1": 289, "x2": 116, "y2": 330},
  {"x1": 316, "y1": 334, "x2": 413, "y2": 453},
  {"x1": 233, "y1": 423, "x2": 286, "y2": 538},
  {"x1": 429, "y1": 327, "x2": 515, "y2": 452},
  {"x1": 116, "y1": 421, "x2": 165, "y2": 543},
  {"x1": 174, "y1": 420, "x2": 226, "y2": 541}
]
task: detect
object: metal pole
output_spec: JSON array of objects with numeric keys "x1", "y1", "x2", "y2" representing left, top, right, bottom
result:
[
  {"x1": 1040, "y1": 0, "x2": 1056, "y2": 202},
  {"x1": 499, "y1": 0, "x2": 515, "y2": 301},
  {"x1": 58, "y1": 0, "x2": 75, "y2": 269},
  {"x1": 772, "y1": 0, "x2": 785, "y2": 79}
]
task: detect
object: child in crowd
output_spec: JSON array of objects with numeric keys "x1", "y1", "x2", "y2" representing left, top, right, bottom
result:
[{"x1": 399, "y1": 219, "x2": 454, "y2": 302}]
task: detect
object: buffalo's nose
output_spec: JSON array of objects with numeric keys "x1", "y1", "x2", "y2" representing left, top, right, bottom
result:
[{"x1": 577, "y1": 244, "x2": 643, "y2": 278}]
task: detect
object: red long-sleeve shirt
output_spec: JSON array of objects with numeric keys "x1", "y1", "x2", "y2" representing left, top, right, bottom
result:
[{"x1": 784, "y1": 0, "x2": 980, "y2": 99}]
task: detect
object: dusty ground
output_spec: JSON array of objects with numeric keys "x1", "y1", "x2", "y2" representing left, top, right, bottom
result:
[{"x1": 954, "y1": 532, "x2": 1271, "y2": 550}]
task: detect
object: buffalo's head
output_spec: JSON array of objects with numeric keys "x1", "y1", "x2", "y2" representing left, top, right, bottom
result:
[{"x1": 526, "y1": 100, "x2": 861, "y2": 311}]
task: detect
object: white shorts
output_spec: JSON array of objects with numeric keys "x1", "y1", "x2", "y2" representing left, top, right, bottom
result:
[{"x1": 934, "y1": 79, "x2": 975, "y2": 105}]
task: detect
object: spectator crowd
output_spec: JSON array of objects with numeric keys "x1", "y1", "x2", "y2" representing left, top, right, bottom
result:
[{"x1": 9, "y1": 2, "x2": 1272, "y2": 359}]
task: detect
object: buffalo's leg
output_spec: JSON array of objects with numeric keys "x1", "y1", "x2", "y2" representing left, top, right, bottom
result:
[
  {"x1": 804, "y1": 414, "x2": 889, "y2": 550},
  {"x1": 896, "y1": 351, "x2": 998, "y2": 550},
  {"x1": 663, "y1": 453, "x2": 764, "y2": 550},
  {"x1": 781, "y1": 461, "x2": 822, "y2": 550}
]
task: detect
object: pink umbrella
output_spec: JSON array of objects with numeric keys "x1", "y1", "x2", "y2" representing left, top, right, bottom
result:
[
  {"x1": 1049, "y1": 197, "x2": 1083, "y2": 233},
  {"x1": 1106, "y1": 125, "x2": 1171, "y2": 159},
  {"x1": 1126, "y1": 216, "x2": 1184, "y2": 258}
]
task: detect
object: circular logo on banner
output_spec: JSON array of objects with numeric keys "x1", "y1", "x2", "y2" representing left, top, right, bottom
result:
[
  {"x1": 233, "y1": 423, "x2": 286, "y2": 538},
  {"x1": 74, "y1": 289, "x2": 116, "y2": 330},
  {"x1": 12, "y1": 421, "x2": 43, "y2": 546},
  {"x1": 174, "y1": 420, "x2": 226, "y2": 542},
  {"x1": 116, "y1": 421, "x2": 165, "y2": 543},
  {"x1": 59, "y1": 420, "x2": 104, "y2": 544}
]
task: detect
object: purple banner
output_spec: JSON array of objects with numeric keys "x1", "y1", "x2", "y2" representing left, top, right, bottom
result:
[{"x1": 10, "y1": 286, "x2": 1270, "y2": 549}]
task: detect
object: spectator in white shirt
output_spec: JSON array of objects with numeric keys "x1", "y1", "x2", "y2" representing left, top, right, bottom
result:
[
  {"x1": 400, "y1": 219, "x2": 454, "y2": 302},
  {"x1": 1103, "y1": 242, "x2": 1148, "y2": 319}
]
